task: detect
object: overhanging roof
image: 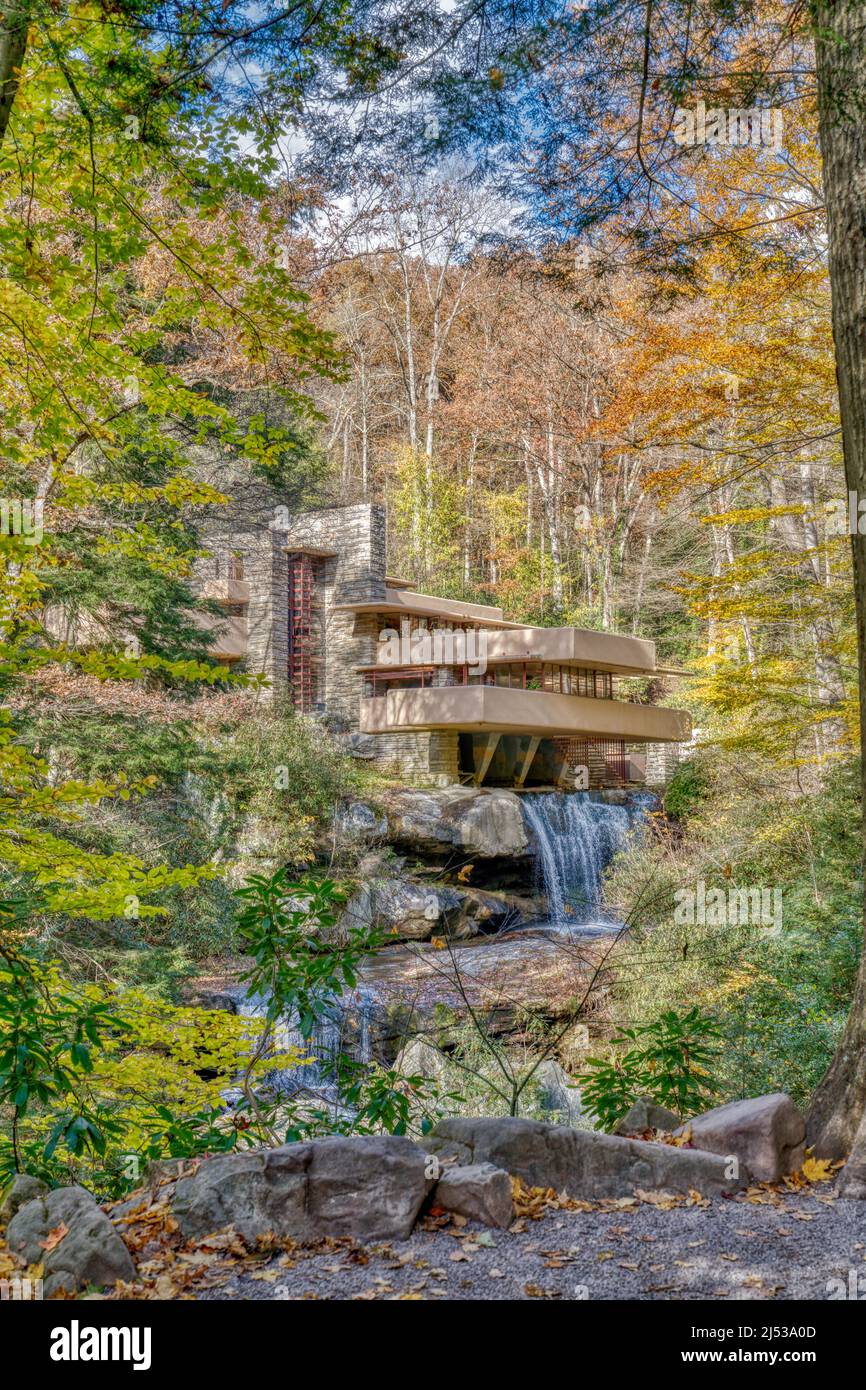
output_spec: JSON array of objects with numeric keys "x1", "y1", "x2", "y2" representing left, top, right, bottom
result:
[
  {"x1": 354, "y1": 624, "x2": 659, "y2": 676},
  {"x1": 334, "y1": 587, "x2": 525, "y2": 628}
]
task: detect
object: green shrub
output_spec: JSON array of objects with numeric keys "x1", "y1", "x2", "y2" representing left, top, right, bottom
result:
[{"x1": 577, "y1": 1007, "x2": 722, "y2": 1130}]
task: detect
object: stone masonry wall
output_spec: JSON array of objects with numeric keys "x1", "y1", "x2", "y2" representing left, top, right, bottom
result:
[
  {"x1": 196, "y1": 520, "x2": 288, "y2": 700},
  {"x1": 645, "y1": 741, "x2": 683, "y2": 788},
  {"x1": 197, "y1": 495, "x2": 460, "y2": 783},
  {"x1": 367, "y1": 732, "x2": 459, "y2": 787},
  {"x1": 280, "y1": 505, "x2": 387, "y2": 727}
]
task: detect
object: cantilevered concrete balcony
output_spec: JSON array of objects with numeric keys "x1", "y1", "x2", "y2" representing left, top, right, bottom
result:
[
  {"x1": 194, "y1": 578, "x2": 251, "y2": 662},
  {"x1": 480, "y1": 626, "x2": 657, "y2": 675},
  {"x1": 335, "y1": 587, "x2": 525, "y2": 629},
  {"x1": 199, "y1": 578, "x2": 251, "y2": 605},
  {"x1": 360, "y1": 624, "x2": 661, "y2": 677},
  {"x1": 200, "y1": 612, "x2": 248, "y2": 661},
  {"x1": 360, "y1": 685, "x2": 690, "y2": 743}
]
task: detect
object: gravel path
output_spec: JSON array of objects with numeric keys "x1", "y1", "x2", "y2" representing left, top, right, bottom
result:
[{"x1": 193, "y1": 1187, "x2": 866, "y2": 1302}]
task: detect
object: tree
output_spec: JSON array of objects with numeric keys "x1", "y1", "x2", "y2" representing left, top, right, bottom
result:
[{"x1": 804, "y1": 1, "x2": 866, "y2": 1158}]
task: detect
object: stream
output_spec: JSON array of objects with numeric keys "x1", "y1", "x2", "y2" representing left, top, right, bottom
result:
[{"x1": 229, "y1": 792, "x2": 653, "y2": 1102}]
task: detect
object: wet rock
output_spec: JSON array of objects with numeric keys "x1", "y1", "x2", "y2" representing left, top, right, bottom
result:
[
  {"x1": 432, "y1": 1162, "x2": 513, "y2": 1228},
  {"x1": 674, "y1": 1093, "x2": 806, "y2": 1182},
  {"x1": 172, "y1": 1135, "x2": 435, "y2": 1243},
  {"x1": 426, "y1": 1116, "x2": 749, "y2": 1198},
  {"x1": 454, "y1": 887, "x2": 523, "y2": 936},
  {"x1": 7, "y1": 1186, "x2": 137, "y2": 1297},
  {"x1": 380, "y1": 787, "x2": 531, "y2": 859},
  {"x1": 614, "y1": 1096, "x2": 681, "y2": 1136},
  {"x1": 355, "y1": 929, "x2": 607, "y2": 1047}
]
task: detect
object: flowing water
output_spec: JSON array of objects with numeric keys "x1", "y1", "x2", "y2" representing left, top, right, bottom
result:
[
  {"x1": 227, "y1": 791, "x2": 652, "y2": 1098},
  {"x1": 520, "y1": 791, "x2": 650, "y2": 931},
  {"x1": 233, "y1": 988, "x2": 377, "y2": 1101}
]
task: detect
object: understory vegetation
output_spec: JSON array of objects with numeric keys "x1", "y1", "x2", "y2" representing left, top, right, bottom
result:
[
  {"x1": 602, "y1": 756, "x2": 863, "y2": 1113},
  {"x1": 3, "y1": 0, "x2": 866, "y2": 1202}
]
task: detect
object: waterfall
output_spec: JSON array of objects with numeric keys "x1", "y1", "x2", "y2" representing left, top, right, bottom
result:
[
  {"x1": 520, "y1": 792, "x2": 646, "y2": 929},
  {"x1": 233, "y1": 986, "x2": 375, "y2": 1101}
]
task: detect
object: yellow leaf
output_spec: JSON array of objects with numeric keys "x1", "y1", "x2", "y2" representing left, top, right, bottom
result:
[{"x1": 801, "y1": 1156, "x2": 834, "y2": 1184}]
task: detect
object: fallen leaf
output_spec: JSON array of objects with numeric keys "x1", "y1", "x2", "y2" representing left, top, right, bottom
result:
[{"x1": 39, "y1": 1223, "x2": 69, "y2": 1253}]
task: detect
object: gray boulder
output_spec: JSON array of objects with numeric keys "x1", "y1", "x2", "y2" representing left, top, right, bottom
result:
[
  {"x1": 0, "y1": 1173, "x2": 48, "y2": 1225},
  {"x1": 341, "y1": 732, "x2": 380, "y2": 760},
  {"x1": 674, "y1": 1093, "x2": 806, "y2": 1182},
  {"x1": 342, "y1": 876, "x2": 483, "y2": 943},
  {"x1": 172, "y1": 1135, "x2": 435, "y2": 1243},
  {"x1": 380, "y1": 787, "x2": 531, "y2": 859},
  {"x1": 342, "y1": 877, "x2": 448, "y2": 941},
  {"x1": 7, "y1": 1186, "x2": 137, "y2": 1297},
  {"x1": 427, "y1": 1116, "x2": 749, "y2": 1199},
  {"x1": 432, "y1": 1163, "x2": 513, "y2": 1229},
  {"x1": 371, "y1": 879, "x2": 445, "y2": 939},
  {"x1": 394, "y1": 1038, "x2": 450, "y2": 1084},
  {"x1": 334, "y1": 801, "x2": 388, "y2": 843},
  {"x1": 614, "y1": 1096, "x2": 681, "y2": 1136}
]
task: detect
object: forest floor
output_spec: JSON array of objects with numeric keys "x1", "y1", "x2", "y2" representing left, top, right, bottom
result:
[{"x1": 112, "y1": 1181, "x2": 866, "y2": 1302}]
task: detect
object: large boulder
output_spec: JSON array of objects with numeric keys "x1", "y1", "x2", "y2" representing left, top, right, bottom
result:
[
  {"x1": 426, "y1": 1116, "x2": 749, "y2": 1199},
  {"x1": 432, "y1": 1163, "x2": 514, "y2": 1229},
  {"x1": 341, "y1": 878, "x2": 468, "y2": 942},
  {"x1": 379, "y1": 788, "x2": 531, "y2": 859},
  {"x1": 0, "y1": 1173, "x2": 48, "y2": 1225},
  {"x1": 394, "y1": 1038, "x2": 451, "y2": 1084},
  {"x1": 6, "y1": 1186, "x2": 137, "y2": 1297},
  {"x1": 171, "y1": 1135, "x2": 435, "y2": 1243},
  {"x1": 674, "y1": 1093, "x2": 806, "y2": 1182},
  {"x1": 333, "y1": 801, "x2": 388, "y2": 844},
  {"x1": 370, "y1": 879, "x2": 447, "y2": 940},
  {"x1": 341, "y1": 875, "x2": 520, "y2": 944},
  {"x1": 614, "y1": 1096, "x2": 681, "y2": 1136}
]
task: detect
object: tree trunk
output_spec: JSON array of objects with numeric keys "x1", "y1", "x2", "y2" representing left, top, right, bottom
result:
[
  {"x1": 807, "y1": 1, "x2": 866, "y2": 1157},
  {"x1": 0, "y1": 4, "x2": 28, "y2": 146}
]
